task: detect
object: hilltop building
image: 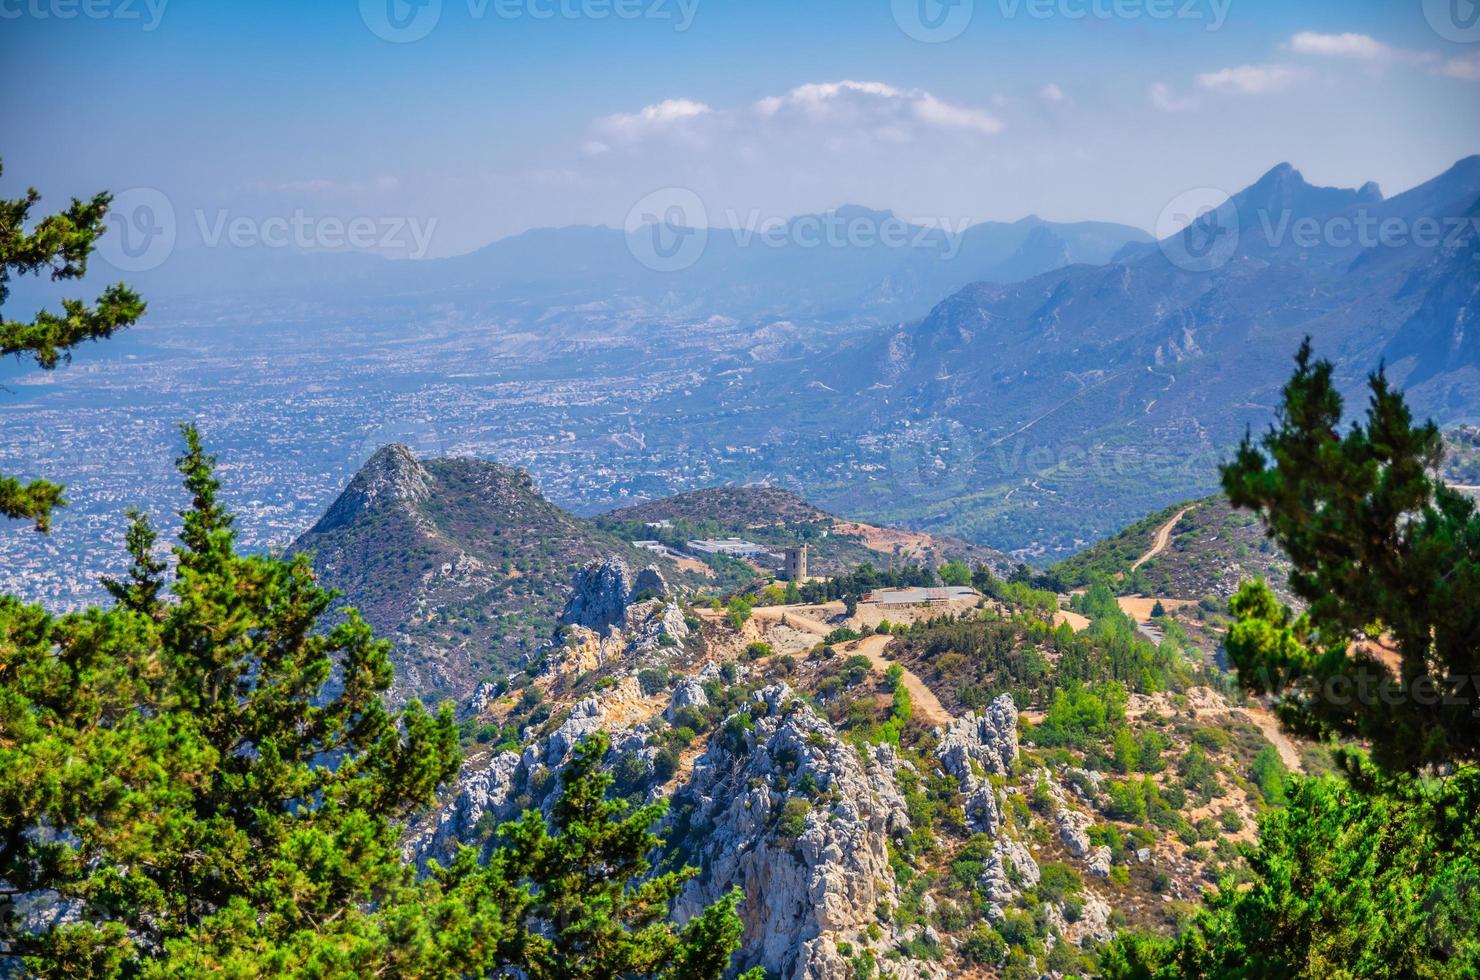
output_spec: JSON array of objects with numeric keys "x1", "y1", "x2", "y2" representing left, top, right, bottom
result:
[
  {"x1": 783, "y1": 545, "x2": 808, "y2": 581},
  {"x1": 686, "y1": 537, "x2": 770, "y2": 560}
]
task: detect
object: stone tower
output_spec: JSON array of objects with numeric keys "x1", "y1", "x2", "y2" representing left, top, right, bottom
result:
[{"x1": 783, "y1": 545, "x2": 808, "y2": 582}]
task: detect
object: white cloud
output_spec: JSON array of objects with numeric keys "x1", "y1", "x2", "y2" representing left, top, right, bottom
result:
[
  {"x1": 753, "y1": 80, "x2": 1003, "y2": 134},
  {"x1": 1196, "y1": 64, "x2": 1307, "y2": 95},
  {"x1": 1149, "y1": 81, "x2": 1200, "y2": 113},
  {"x1": 1039, "y1": 82, "x2": 1066, "y2": 103},
  {"x1": 592, "y1": 80, "x2": 1004, "y2": 150},
  {"x1": 580, "y1": 141, "x2": 610, "y2": 156},
  {"x1": 1443, "y1": 52, "x2": 1480, "y2": 81},
  {"x1": 1286, "y1": 31, "x2": 1437, "y2": 67},
  {"x1": 911, "y1": 92, "x2": 1004, "y2": 133},
  {"x1": 598, "y1": 98, "x2": 712, "y2": 140},
  {"x1": 1289, "y1": 31, "x2": 1392, "y2": 60}
]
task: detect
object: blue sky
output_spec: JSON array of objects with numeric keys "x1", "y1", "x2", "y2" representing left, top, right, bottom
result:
[{"x1": 4, "y1": 0, "x2": 1479, "y2": 256}]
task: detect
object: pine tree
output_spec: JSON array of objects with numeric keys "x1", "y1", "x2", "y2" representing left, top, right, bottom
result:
[
  {"x1": 0, "y1": 431, "x2": 751, "y2": 978},
  {"x1": 1101, "y1": 341, "x2": 1480, "y2": 978},
  {"x1": 0, "y1": 159, "x2": 146, "y2": 531},
  {"x1": 1219, "y1": 339, "x2": 1480, "y2": 773}
]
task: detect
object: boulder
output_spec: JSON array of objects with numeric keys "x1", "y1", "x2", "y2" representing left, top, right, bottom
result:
[{"x1": 561, "y1": 557, "x2": 634, "y2": 634}]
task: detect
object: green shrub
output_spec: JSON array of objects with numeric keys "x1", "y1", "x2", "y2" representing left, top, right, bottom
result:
[{"x1": 960, "y1": 925, "x2": 1007, "y2": 965}]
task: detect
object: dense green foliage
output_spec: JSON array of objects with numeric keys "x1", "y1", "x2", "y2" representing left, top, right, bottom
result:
[
  {"x1": 0, "y1": 433, "x2": 748, "y2": 978},
  {"x1": 1103, "y1": 343, "x2": 1480, "y2": 977},
  {"x1": 1103, "y1": 767, "x2": 1480, "y2": 979},
  {"x1": 1221, "y1": 341, "x2": 1480, "y2": 773},
  {"x1": 0, "y1": 160, "x2": 146, "y2": 530}
]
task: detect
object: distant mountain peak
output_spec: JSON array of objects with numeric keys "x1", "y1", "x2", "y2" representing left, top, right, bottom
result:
[
  {"x1": 823, "y1": 204, "x2": 897, "y2": 223},
  {"x1": 1232, "y1": 161, "x2": 1382, "y2": 225},
  {"x1": 311, "y1": 443, "x2": 432, "y2": 534}
]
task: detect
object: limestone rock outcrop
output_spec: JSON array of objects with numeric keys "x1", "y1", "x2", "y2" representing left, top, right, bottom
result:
[
  {"x1": 409, "y1": 679, "x2": 656, "y2": 868},
  {"x1": 934, "y1": 694, "x2": 1018, "y2": 833},
  {"x1": 666, "y1": 676, "x2": 709, "y2": 721},
  {"x1": 561, "y1": 557, "x2": 634, "y2": 634},
  {"x1": 673, "y1": 684, "x2": 917, "y2": 979}
]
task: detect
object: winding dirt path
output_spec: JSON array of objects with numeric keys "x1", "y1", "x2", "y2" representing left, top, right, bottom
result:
[
  {"x1": 751, "y1": 605, "x2": 954, "y2": 726},
  {"x1": 1237, "y1": 703, "x2": 1304, "y2": 772},
  {"x1": 844, "y1": 634, "x2": 954, "y2": 728},
  {"x1": 1131, "y1": 506, "x2": 1191, "y2": 572}
]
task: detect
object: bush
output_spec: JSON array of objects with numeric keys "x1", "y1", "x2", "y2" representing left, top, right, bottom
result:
[
  {"x1": 653, "y1": 746, "x2": 680, "y2": 783},
  {"x1": 745, "y1": 641, "x2": 773, "y2": 661},
  {"x1": 1105, "y1": 778, "x2": 1148, "y2": 823},
  {"x1": 1037, "y1": 862, "x2": 1084, "y2": 903},
  {"x1": 960, "y1": 925, "x2": 1007, "y2": 965},
  {"x1": 841, "y1": 654, "x2": 873, "y2": 686},
  {"x1": 721, "y1": 712, "x2": 754, "y2": 751},
  {"x1": 883, "y1": 663, "x2": 905, "y2": 691},
  {"x1": 998, "y1": 909, "x2": 1041, "y2": 953},
  {"x1": 777, "y1": 797, "x2": 811, "y2": 842},
  {"x1": 637, "y1": 667, "x2": 670, "y2": 696}
]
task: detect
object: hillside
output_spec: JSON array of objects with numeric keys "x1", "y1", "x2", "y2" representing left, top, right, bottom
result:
[
  {"x1": 291, "y1": 445, "x2": 683, "y2": 703},
  {"x1": 801, "y1": 157, "x2": 1480, "y2": 557},
  {"x1": 1049, "y1": 496, "x2": 1290, "y2": 602},
  {"x1": 1447, "y1": 425, "x2": 1480, "y2": 486},
  {"x1": 414, "y1": 552, "x2": 1308, "y2": 978},
  {"x1": 597, "y1": 485, "x2": 1015, "y2": 578}
]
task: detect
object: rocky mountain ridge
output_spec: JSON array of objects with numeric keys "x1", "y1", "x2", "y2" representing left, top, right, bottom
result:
[{"x1": 408, "y1": 548, "x2": 1293, "y2": 977}]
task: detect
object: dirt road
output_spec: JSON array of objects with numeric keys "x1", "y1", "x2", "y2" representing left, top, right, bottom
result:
[
  {"x1": 844, "y1": 634, "x2": 954, "y2": 727},
  {"x1": 751, "y1": 605, "x2": 954, "y2": 727},
  {"x1": 1237, "y1": 703, "x2": 1304, "y2": 772},
  {"x1": 1131, "y1": 506, "x2": 1191, "y2": 572}
]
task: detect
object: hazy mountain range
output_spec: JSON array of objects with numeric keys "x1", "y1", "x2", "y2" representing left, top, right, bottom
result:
[
  {"x1": 18, "y1": 206, "x2": 1150, "y2": 325},
  {"x1": 789, "y1": 156, "x2": 1480, "y2": 553}
]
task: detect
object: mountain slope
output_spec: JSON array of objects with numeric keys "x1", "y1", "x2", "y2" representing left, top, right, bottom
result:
[
  {"x1": 1050, "y1": 496, "x2": 1290, "y2": 601},
  {"x1": 596, "y1": 485, "x2": 1015, "y2": 577},
  {"x1": 292, "y1": 445, "x2": 678, "y2": 702},
  {"x1": 21, "y1": 207, "x2": 1149, "y2": 325},
  {"x1": 804, "y1": 157, "x2": 1480, "y2": 556}
]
